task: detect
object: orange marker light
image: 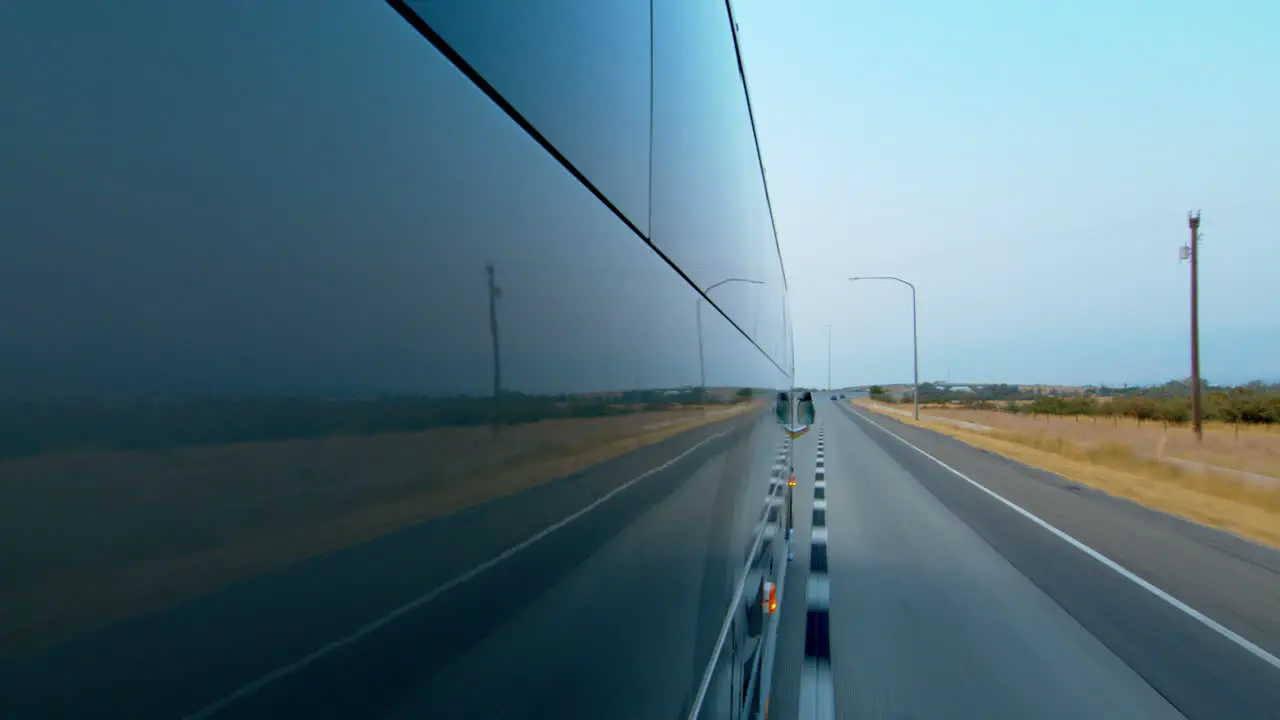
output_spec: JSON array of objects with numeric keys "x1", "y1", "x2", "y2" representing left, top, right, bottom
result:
[
  {"x1": 788, "y1": 475, "x2": 796, "y2": 487},
  {"x1": 763, "y1": 581, "x2": 777, "y2": 614}
]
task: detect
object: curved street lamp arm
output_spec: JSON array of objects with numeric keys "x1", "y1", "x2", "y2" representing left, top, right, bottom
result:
[
  {"x1": 847, "y1": 276, "x2": 920, "y2": 420},
  {"x1": 848, "y1": 276, "x2": 915, "y2": 293},
  {"x1": 706, "y1": 277, "x2": 765, "y2": 293}
]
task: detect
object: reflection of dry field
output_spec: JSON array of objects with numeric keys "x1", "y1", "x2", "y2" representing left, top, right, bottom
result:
[
  {"x1": 0, "y1": 404, "x2": 756, "y2": 657},
  {"x1": 855, "y1": 400, "x2": 1280, "y2": 549}
]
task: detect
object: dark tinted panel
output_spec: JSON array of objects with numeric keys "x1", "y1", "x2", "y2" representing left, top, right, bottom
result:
[
  {"x1": 0, "y1": 1, "x2": 792, "y2": 718},
  {"x1": 651, "y1": 0, "x2": 787, "y2": 365},
  {"x1": 404, "y1": 0, "x2": 652, "y2": 235}
]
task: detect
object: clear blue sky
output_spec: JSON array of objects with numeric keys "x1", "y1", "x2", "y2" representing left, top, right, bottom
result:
[{"x1": 735, "y1": 0, "x2": 1279, "y2": 388}]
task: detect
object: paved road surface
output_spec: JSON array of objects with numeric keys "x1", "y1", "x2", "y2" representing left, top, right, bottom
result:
[
  {"x1": 0, "y1": 411, "x2": 782, "y2": 719},
  {"x1": 792, "y1": 398, "x2": 1280, "y2": 719},
  {"x1": 765, "y1": 428, "x2": 816, "y2": 720}
]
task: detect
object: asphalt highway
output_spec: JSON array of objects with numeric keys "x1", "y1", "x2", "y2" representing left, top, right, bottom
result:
[
  {"x1": 778, "y1": 399, "x2": 1280, "y2": 719},
  {"x1": 8, "y1": 397, "x2": 1276, "y2": 720}
]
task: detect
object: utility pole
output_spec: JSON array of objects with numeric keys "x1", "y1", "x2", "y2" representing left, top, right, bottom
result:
[
  {"x1": 1184, "y1": 212, "x2": 1203, "y2": 442},
  {"x1": 486, "y1": 262, "x2": 503, "y2": 437}
]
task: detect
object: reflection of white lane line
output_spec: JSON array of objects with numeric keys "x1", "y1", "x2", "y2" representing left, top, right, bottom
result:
[
  {"x1": 185, "y1": 430, "x2": 731, "y2": 720},
  {"x1": 853, "y1": 408, "x2": 1280, "y2": 672},
  {"x1": 771, "y1": 440, "x2": 790, "y2": 492}
]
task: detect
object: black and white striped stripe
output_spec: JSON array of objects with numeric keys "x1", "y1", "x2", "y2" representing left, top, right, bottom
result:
[{"x1": 800, "y1": 424, "x2": 834, "y2": 719}]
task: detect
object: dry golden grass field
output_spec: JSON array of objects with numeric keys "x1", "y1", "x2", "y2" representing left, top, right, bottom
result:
[
  {"x1": 855, "y1": 400, "x2": 1280, "y2": 550},
  {"x1": 0, "y1": 403, "x2": 755, "y2": 657},
  {"x1": 919, "y1": 404, "x2": 1280, "y2": 479}
]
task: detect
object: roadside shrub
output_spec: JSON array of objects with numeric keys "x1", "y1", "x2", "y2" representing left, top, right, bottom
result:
[{"x1": 971, "y1": 381, "x2": 1280, "y2": 430}]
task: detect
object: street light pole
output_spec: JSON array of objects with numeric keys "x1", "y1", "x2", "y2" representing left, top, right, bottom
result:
[
  {"x1": 910, "y1": 284, "x2": 919, "y2": 420},
  {"x1": 849, "y1": 276, "x2": 919, "y2": 421},
  {"x1": 697, "y1": 278, "x2": 764, "y2": 401}
]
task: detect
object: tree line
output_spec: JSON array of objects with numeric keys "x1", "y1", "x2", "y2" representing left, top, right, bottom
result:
[
  {"x1": 0, "y1": 387, "x2": 761, "y2": 460},
  {"x1": 870, "y1": 382, "x2": 1036, "y2": 403},
  {"x1": 981, "y1": 392, "x2": 1278, "y2": 427},
  {"x1": 869, "y1": 380, "x2": 1280, "y2": 428}
]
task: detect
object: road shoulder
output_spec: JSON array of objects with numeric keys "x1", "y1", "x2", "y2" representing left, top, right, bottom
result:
[{"x1": 836, "y1": 402, "x2": 1280, "y2": 720}]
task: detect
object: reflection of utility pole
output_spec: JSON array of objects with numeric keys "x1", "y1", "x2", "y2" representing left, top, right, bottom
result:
[
  {"x1": 1183, "y1": 212, "x2": 1203, "y2": 442},
  {"x1": 486, "y1": 262, "x2": 503, "y2": 437}
]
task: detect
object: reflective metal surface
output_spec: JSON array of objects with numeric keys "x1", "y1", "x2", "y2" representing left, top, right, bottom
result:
[{"x1": 0, "y1": 1, "x2": 792, "y2": 717}]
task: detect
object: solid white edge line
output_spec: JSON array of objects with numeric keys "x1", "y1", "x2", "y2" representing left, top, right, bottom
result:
[
  {"x1": 851, "y1": 408, "x2": 1280, "y2": 671},
  {"x1": 185, "y1": 430, "x2": 732, "y2": 720}
]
